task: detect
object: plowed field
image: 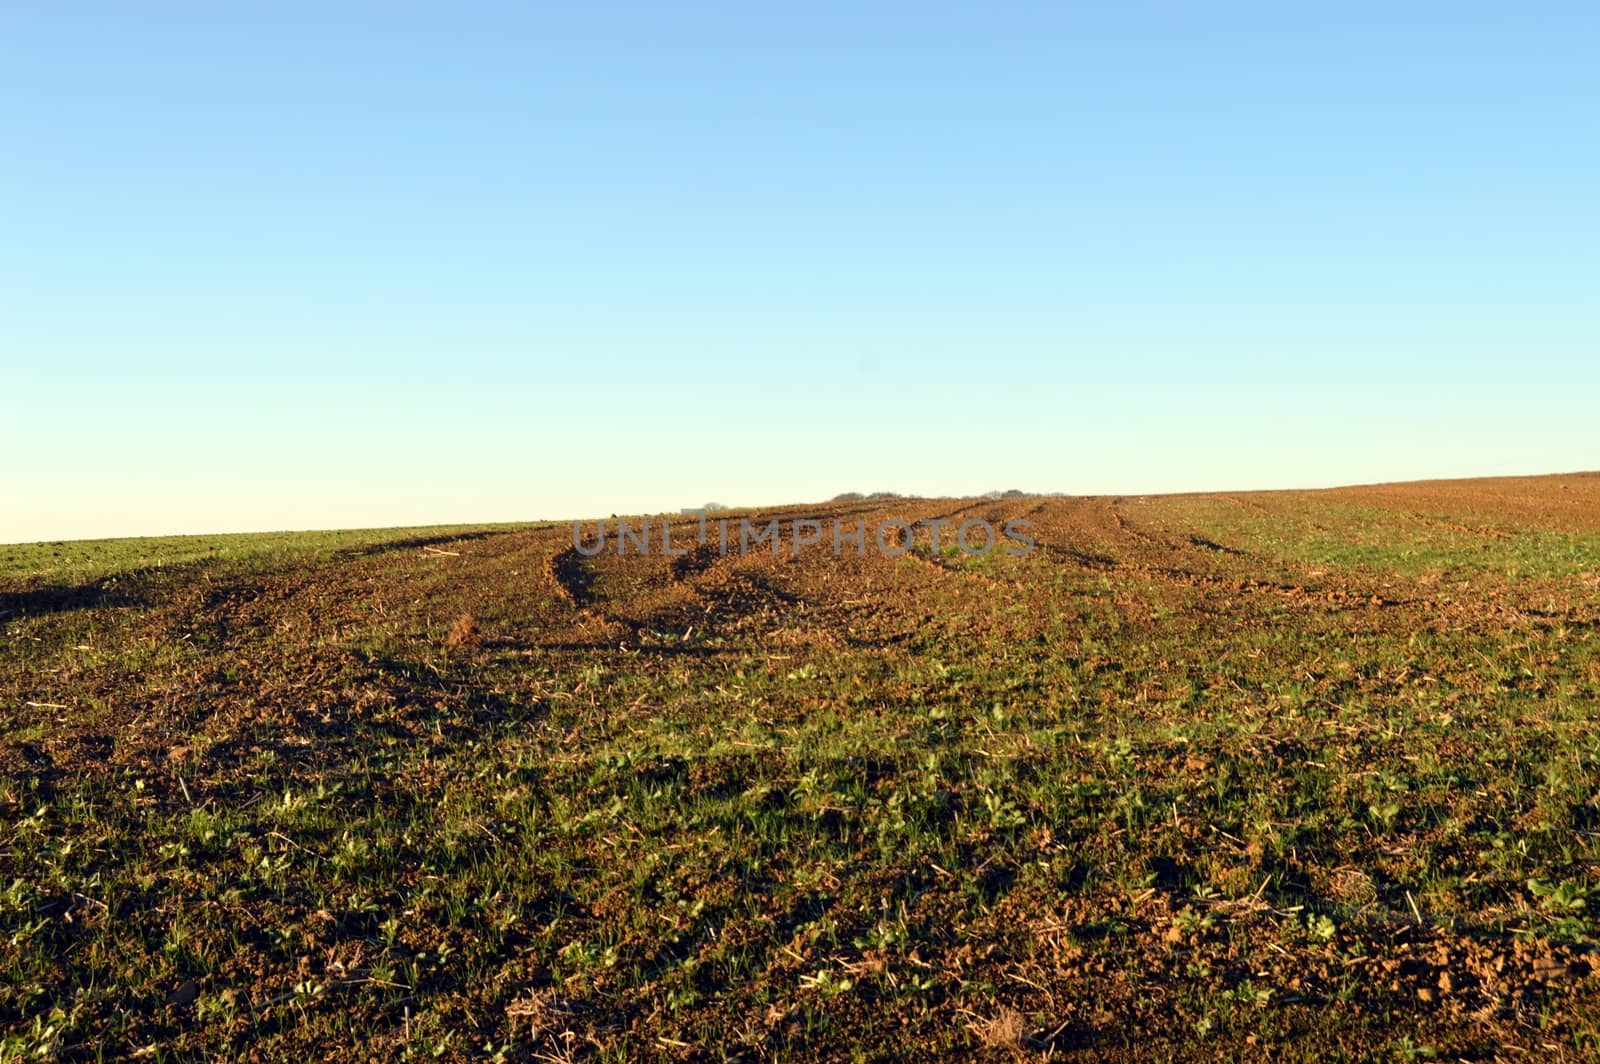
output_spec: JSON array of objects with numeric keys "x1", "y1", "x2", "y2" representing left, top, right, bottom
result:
[{"x1": 4, "y1": 474, "x2": 1600, "y2": 1060}]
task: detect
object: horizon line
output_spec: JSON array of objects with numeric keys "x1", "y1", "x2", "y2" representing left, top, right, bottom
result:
[{"x1": 7, "y1": 469, "x2": 1596, "y2": 548}]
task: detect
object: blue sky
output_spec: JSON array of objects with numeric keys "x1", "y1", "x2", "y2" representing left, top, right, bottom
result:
[{"x1": 4, "y1": 3, "x2": 1596, "y2": 541}]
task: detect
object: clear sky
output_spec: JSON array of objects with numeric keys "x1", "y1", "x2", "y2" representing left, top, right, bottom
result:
[{"x1": 4, "y1": 3, "x2": 1596, "y2": 542}]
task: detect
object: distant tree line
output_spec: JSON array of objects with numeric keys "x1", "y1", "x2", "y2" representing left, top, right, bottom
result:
[{"x1": 830, "y1": 489, "x2": 1031, "y2": 502}]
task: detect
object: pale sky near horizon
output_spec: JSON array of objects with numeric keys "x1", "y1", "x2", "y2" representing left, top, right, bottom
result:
[{"x1": 4, "y1": 3, "x2": 1596, "y2": 543}]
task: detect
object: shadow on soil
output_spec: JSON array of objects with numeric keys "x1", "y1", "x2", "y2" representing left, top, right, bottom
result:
[
  {"x1": 0, "y1": 582, "x2": 142, "y2": 619},
  {"x1": 344, "y1": 529, "x2": 508, "y2": 558}
]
